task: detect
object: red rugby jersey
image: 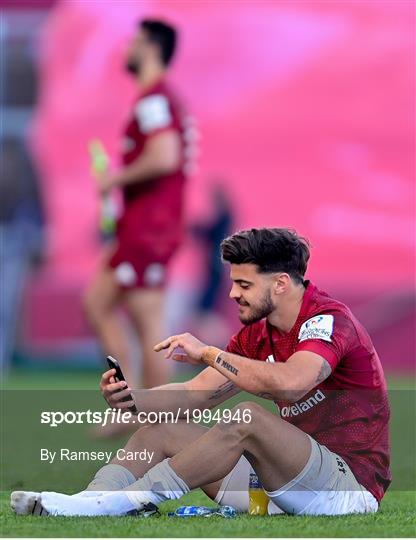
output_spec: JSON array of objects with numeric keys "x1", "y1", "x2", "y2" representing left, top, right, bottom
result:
[
  {"x1": 117, "y1": 80, "x2": 192, "y2": 254},
  {"x1": 226, "y1": 281, "x2": 391, "y2": 502}
]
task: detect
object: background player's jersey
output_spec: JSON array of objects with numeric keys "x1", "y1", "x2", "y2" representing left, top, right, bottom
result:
[
  {"x1": 117, "y1": 80, "x2": 190, "y2": 255},
  {"x1": 227, "y1": 281, "x2": 391, "y2": 502}
]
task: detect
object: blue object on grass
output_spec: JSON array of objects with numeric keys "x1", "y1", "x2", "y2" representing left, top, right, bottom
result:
[{"x1": 168, "y1": 505, "x2": 237, "y2": 518}]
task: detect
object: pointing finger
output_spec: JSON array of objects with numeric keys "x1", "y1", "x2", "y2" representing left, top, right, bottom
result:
[
  {"x1": 154, "y1": 335, "x2": 177, "y2": 352},
  {"x1": 165, "y1": 339, "x2": 181, "y2": 359}
]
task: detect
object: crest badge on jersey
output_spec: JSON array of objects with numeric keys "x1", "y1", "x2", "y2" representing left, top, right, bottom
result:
[{"x1": 298, "y1": 314, "x2": 334, "y2": 343}]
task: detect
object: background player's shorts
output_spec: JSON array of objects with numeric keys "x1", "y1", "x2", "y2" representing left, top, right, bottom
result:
[
  {"x1": 108, "y1": 242, "x2": 176, "y2": 290},
  {"x1": 215, "y1": 436, "x2": 379, "y2": 516}
]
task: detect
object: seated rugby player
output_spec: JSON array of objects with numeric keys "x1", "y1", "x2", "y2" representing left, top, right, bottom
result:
[{"x1": 11, "y1": 228, "x2": 391, "y2": 516}]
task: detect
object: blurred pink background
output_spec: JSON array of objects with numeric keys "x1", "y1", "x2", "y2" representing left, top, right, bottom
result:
[{"x1": 4, "y1": 0, "x2": 414, "y2": 370}]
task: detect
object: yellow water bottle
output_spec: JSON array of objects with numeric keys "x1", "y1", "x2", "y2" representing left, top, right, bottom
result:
[{"x1": 248, "y1": 469, "x2": 269, "y2": 516}]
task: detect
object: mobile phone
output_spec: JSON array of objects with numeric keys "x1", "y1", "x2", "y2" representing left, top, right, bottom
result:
[{"x1": 106, "y1": 356, "x2": 138, "y2": 414}]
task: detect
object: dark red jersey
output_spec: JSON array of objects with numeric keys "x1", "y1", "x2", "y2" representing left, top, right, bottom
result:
[
  {"x1": 226, "y1": 281, "x2": 391, "y2": 502},
  {"x1": 117, "y1": 80, "x2": 191, "y2": 255}
]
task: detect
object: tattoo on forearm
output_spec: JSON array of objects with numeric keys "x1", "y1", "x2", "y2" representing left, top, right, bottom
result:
[
  {"x1": 315, "y1": 359, "x2": 332, "y2": 384},
  {"x1": 216, "y1": 354, "x2": 239, "y2": 376},
  {"x1": 221, "y1": 360, "x2": 239, "y2": 376},
  {"x1": 209, "y1": 381, "x2": 236, "y2": 400}
]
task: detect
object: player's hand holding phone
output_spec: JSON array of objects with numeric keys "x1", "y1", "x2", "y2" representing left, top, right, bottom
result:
[{"x1": 100, "y1": 357, "x2": 138, "y2": 413}]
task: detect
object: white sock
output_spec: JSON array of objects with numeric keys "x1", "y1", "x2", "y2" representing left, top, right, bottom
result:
[
  {"x1": 74, "y1": 464, "x2": 136, "y2": 497},
  {"x1": 124, "y1": 458, "x2": 190, "y2": 508},
  {"x1": 43, "y1": 459, "x2": 189, "y2": 516},
  {"x1": 98, "y1": 491, "x2": 137, "y2": 514},
  {"x1": 41, "y1": 491, "x2": 136, "y2": 516}
]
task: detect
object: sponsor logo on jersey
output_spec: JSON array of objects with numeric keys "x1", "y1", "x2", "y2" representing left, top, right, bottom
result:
[
  {"x1": 280, "y1": 389, "x2": 326, "y2": 418},
  {"x1": 298, "y1": 314, "x2": 334, "y2": 343},
  {"x1": 266, "y1": 354, "x2": 275, "y2": 363}
]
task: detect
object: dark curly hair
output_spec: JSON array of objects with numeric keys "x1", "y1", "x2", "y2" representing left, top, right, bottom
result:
[{"x1": 220, "y1": 228, "x2": 310, "y2": 284}]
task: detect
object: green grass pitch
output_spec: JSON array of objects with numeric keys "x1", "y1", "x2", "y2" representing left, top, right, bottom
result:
[{"x1": 1, "y1": 369, "x2": 415, "y2": 537}]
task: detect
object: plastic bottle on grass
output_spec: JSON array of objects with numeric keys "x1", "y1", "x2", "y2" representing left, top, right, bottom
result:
[
  {"x1": 248, "y1": 469, "x2": 269, "y2": 516},
  {"x1": 168, "y1": 505, "x2": 236, "y2": 518}
]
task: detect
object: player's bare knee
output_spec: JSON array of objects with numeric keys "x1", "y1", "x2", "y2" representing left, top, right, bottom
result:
[
  {"x1": 232, "y1": 401, "x2": 265, "y2": 422},
  {"x1": 126, "y1": 423, "x2": 164, "y2": 448},
  {"x1": 130, "y1": 421, "x2": 178, "y2": 441},
  {"x1": 232, "y1": 401, "x2": 270, "y2": 435},
  {"x1": 213, "y1": 402, "x2": 256, "y2": 443}
]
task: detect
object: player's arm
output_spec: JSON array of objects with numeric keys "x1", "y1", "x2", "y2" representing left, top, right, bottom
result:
[
  {"x1": 201, "y1": 349, "x2": 331, "y2": 402},
  {"x1": 98, "y1": 92, "x2": 182, "y2": 192},
  {"x1": 185, "y1": 366, "x2": 241, "y2": 407},
  {"x1": 144, "y1": 367, "x2": 240, "y2": 412},
  {"x1": 154, "y1": 333, "x2": 332, "y2": 403},
  {"x1": 105, "y1": 130, "x2": 181, "y2": 190}
]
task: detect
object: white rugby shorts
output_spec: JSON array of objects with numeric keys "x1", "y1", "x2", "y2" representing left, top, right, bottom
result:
[{"x1": 214, "y1": 435, "x2": 379, "y2": 516}]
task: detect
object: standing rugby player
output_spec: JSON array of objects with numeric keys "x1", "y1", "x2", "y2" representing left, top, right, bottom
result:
[
  {"x1": 12, "y1": 228, "x2": 391, "y2": 516},
  {"x1": 84, "y1": 19, "x2": 192, "y2": 390}
]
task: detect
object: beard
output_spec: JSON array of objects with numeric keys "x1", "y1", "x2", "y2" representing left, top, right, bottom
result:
[
  {"x1": 125, "y1": 58, "x2": 141, "y2": 75},
  {"x1": 238, "y1": 291, "x2": 274, "y2": 325}
]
